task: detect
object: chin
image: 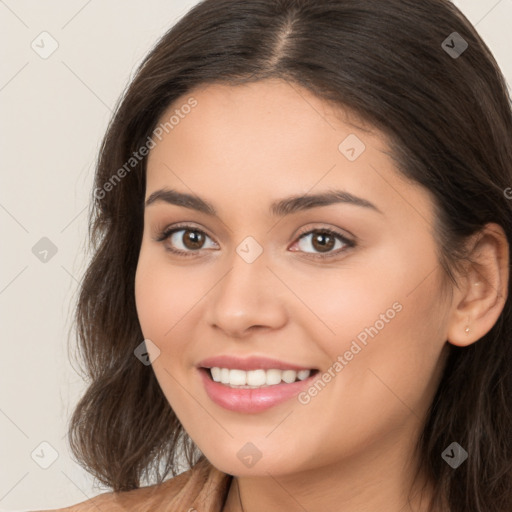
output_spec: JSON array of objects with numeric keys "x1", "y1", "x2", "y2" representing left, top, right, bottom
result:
[{"x1": 199, "y1": 441, "x2": 309, "y2": 478}]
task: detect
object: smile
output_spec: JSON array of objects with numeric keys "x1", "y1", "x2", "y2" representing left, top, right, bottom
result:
[
  {"x1": 209, "y1": 367, "x2": 314, "y2": 388},
  {"x1": 199, "y1": 367, "x2": 320, "y2": 413}
]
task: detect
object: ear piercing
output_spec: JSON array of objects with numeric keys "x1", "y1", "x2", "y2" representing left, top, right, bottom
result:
[{"x1": 465, "y1": 314, "x2": 471, "y2": 334}]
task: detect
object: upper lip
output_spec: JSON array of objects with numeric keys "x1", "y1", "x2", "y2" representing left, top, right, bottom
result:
[{"x1": 198, "y1": 355, "x2": 316, "y2": 371}]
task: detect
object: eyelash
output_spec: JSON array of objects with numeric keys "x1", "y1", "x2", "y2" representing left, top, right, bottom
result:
[{"x1": 155, "y1": 223, "x2": 356, "y2": 260}]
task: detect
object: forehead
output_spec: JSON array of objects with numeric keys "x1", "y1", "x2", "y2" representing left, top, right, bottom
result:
[
  {"x1": 144, "y1": 79, "x2": 433, "y2": 226},
  {"x1": 149, "y1": 78, "x2": 379, "y2": 160}
]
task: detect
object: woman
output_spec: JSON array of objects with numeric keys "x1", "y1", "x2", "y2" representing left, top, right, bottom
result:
[{"x1": 41, "y1": 0, "x2": 511, "y2": 510}]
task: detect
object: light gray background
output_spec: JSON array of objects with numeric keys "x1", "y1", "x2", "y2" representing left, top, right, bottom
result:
[{"x1": 1, "y1": 1, "x2": 511, "y2": 511}]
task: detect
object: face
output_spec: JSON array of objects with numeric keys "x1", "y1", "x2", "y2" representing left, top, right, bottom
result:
[{"x1": 135, "y1": 78, "x2": 451, "y2": 478}]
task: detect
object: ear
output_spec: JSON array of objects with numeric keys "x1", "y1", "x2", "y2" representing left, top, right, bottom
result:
[{"x1": 446, "y1": 222, "x2": 509, "y2": 347}]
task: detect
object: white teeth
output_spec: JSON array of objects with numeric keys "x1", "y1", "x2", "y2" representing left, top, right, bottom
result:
[
  {"x1": 208, "y1": 367, "x2": 312, "y2": 387},
  {"x1": 297, "y1": 369, "x2": 311, "y2": 381},
  {"x1": 247, "y1": 369, "x2": 266, "y2": 386},
  {"x1": 229, "y1": 369, "x2": 247, "y2": 386},
  {"x1": 211, "y1": 367, "x2": 221, "y2": 382},
  {"x1": 220, "y1": 368, "x2": 230, "y2": 384},
  {"x1": 266, "y1": 369, "x2": 282, "y2": 385},
  {"x1": 282, "y1": 370, "x2": 296, "y2": 384}
]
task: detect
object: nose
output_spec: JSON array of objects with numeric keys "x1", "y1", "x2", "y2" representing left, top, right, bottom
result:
[{"x1": 205, "y1": 249, "x2": 288, "y2": 339}]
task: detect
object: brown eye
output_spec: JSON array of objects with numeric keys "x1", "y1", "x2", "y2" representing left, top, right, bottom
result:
[
  {"x1": 294, "y1": 228, "x2": 353, "y2": 258},
  {"x1": 157, "y1": 225, "x2": 218, "y2": 256},
  {"x1": 181, "y1": 229, "x2": 205, "y2": 250},
  {"x1": 310, "y1": 231, "x2": 336, "y2": 252}
]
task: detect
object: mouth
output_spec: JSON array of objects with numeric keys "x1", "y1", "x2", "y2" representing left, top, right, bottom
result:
[
  {"x1": 201, "y1": 367, "x2": 320, "y2": 389},
  {"x1": 198, "y1": 366, "x2": 320, "y2": 413}
]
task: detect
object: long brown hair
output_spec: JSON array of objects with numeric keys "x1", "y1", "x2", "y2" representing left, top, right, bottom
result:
[{"x1": 68, "y1": 1, "x2": 512, "y2": 510}]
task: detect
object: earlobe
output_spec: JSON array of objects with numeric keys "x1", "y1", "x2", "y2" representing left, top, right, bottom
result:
[{"x1": 446, "y1": 223, "x2": 509, "y2": 348}]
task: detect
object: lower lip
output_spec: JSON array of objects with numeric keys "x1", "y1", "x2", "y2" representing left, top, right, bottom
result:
[{"x1": 198, "y1": 368, "x2": 317, "y2": 413}]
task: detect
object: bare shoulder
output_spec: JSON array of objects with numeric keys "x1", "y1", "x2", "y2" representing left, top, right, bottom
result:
[{"x1": 31, "y1": 467, "x2": 196, "y2": 512}]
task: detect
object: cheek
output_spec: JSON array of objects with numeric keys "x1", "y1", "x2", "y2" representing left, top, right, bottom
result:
[
  {"x1": 135, "y1": 248, "x2": 202, "y2": 340},
  {"x1": 287, "y1": 241, "x2": 446, "y2": 405},
  {"x1": 276, "y1": 245, "x2": 414, "y2": 354},
  {"x1": 134, "y1": 246, "x2": 220, "y2": 403},
  {"x1": 134, "y1": 249, "x2": 200, "y2": 407}
]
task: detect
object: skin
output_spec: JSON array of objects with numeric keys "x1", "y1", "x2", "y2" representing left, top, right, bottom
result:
[{"x1": 134, "y1": 78, "x2": 509, "y2": 512}]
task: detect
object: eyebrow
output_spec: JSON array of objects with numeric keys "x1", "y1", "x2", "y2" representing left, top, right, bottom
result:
[{"x1": 144, "y1": 188, "x2": 382, "y2": 216}]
